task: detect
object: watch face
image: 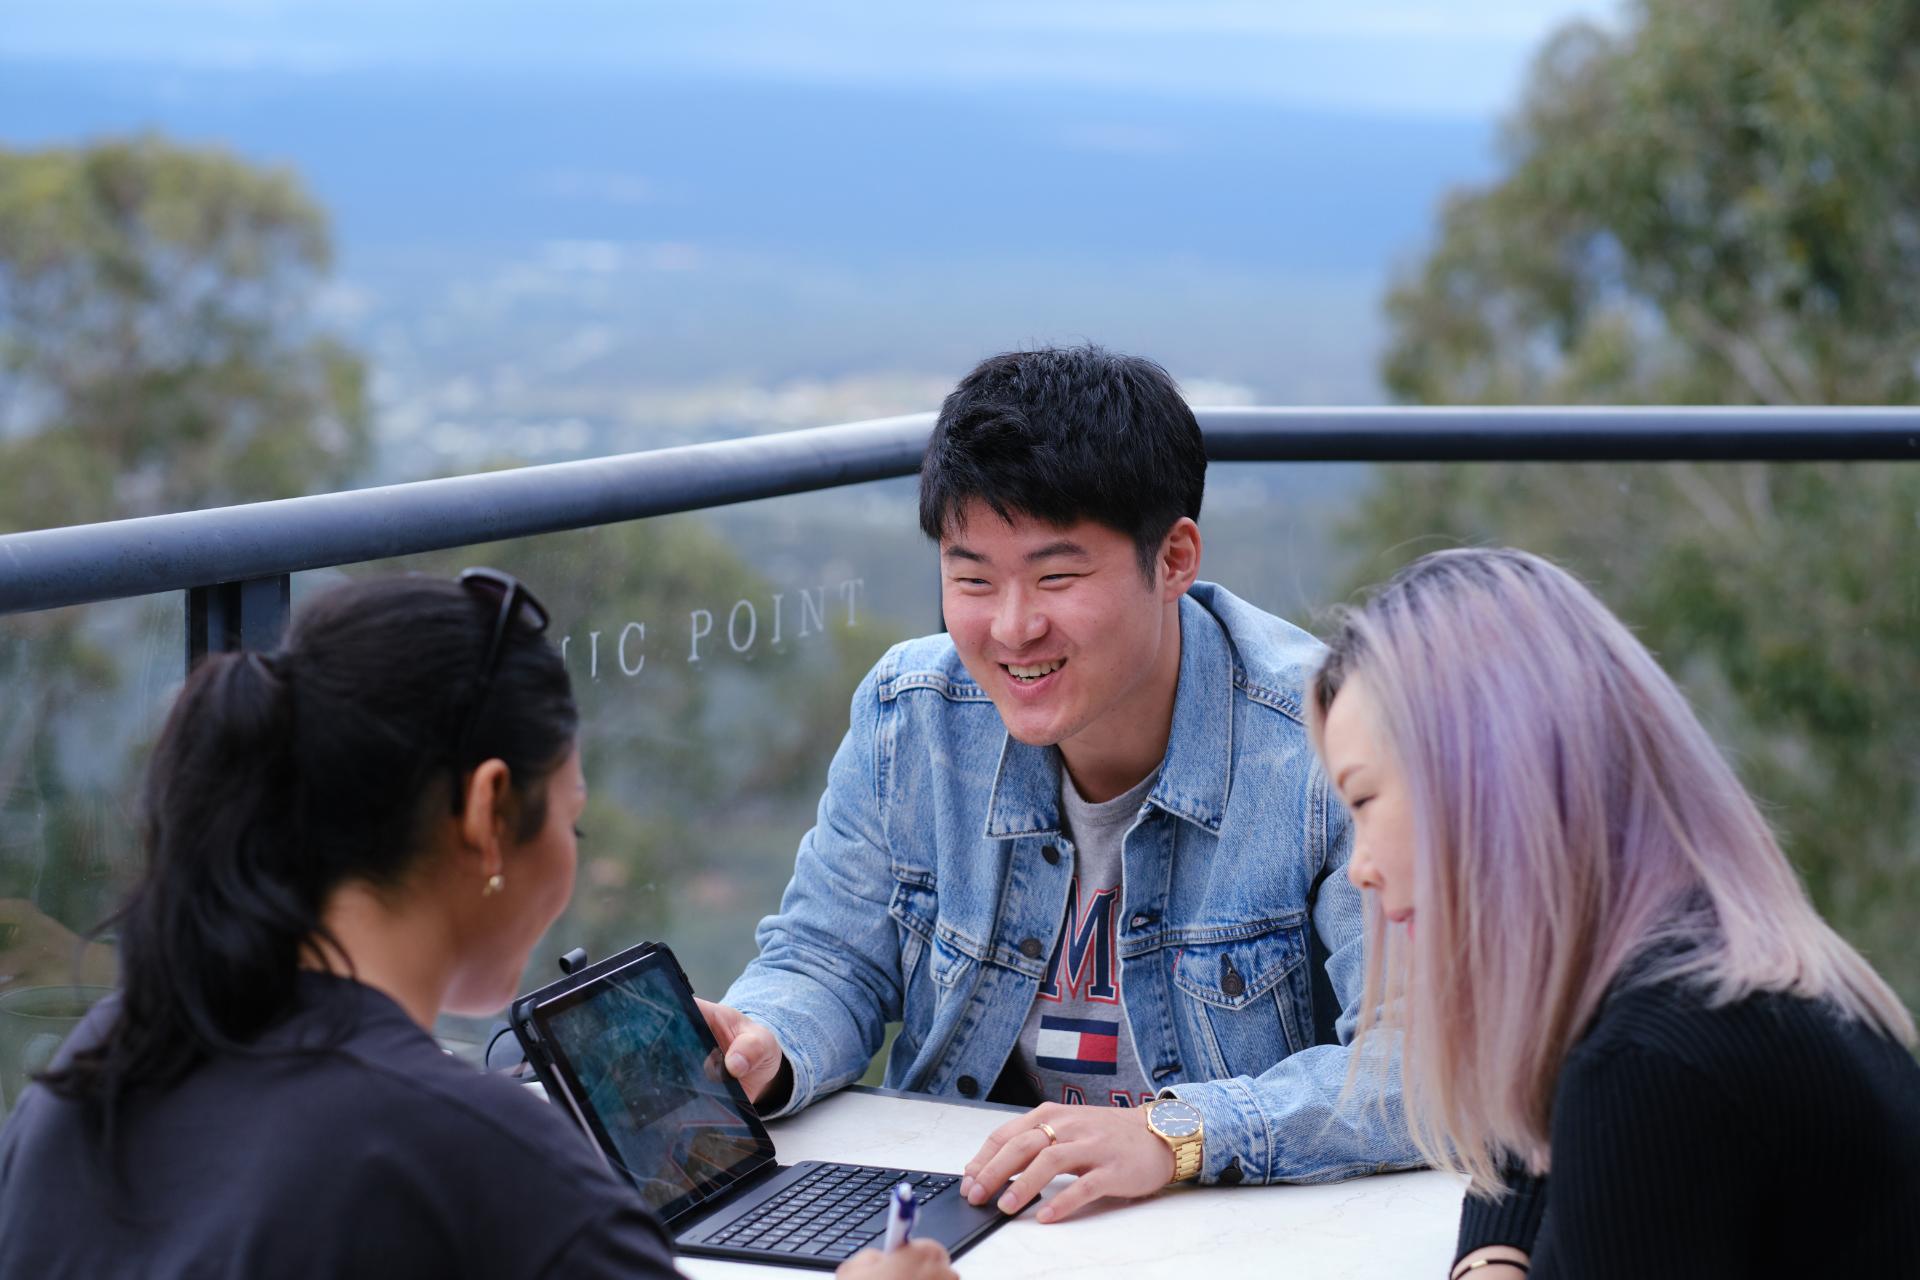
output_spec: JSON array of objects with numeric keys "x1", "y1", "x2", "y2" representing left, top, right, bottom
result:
[{"x1": 1149, "y1": 1099, "x2": 1202, "y2": 1137}]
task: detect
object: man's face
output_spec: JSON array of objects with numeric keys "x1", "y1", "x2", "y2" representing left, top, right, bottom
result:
[{"x1": 940, "y1": 501, "x2": 1179, "y2": 754}]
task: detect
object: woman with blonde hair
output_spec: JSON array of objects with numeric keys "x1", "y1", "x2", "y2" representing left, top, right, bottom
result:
[{"x1": 1309, "y1": 547, "x2": 1920, "y2": 1277}]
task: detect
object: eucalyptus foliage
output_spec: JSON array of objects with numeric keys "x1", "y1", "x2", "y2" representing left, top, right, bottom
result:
[{"x1": 1365, "y1": 0, "x2": 1920, "y2": 1010}]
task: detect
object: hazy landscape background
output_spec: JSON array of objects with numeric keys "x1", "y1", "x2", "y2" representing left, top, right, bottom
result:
[
  {"x1": 3, "y1": 2, "x2": 1612, "y2": 478},
  {"x1": 25, "y1": 3, "x2": 1916, "y2": 1069}
]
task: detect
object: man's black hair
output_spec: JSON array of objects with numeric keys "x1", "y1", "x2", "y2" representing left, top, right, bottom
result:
[{"x1": 918, "y1": 345, "x2": 1206, "y2": 580}]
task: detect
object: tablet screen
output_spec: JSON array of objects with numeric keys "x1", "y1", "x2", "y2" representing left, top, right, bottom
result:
[{"x1": 533, "y1": 949, "x2": 775, "y2": 1220}]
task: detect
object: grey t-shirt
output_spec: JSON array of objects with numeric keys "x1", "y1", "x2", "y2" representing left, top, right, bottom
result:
[{"x1": 1013, "y1": 765, "x2": 1158, "y2": 1107}]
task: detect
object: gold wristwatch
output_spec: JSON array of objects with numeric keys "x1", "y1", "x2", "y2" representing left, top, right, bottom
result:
[{"x1": 1143, "y1": 1097, "x2": 1205, "y2": 1183}]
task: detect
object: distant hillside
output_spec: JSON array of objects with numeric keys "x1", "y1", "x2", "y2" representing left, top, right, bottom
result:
[{"x1": 2, "y1": 62, "x2": 1493, "y2": 477}]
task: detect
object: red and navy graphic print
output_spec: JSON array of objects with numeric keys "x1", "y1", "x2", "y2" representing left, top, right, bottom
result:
[
  {"x1": 1037, "y1": 878, "x2": 1117, "y2": 1003},
  {"x1": 1034, "y1": 1014, "x2": 1120, "y2": 1075},
  {"x1": 1016, "y1": 768, "x2": 1160, "y2": 1107},
  {"x1": 1018, "y1": 868, "x2": 1155, "y2": 1104}
]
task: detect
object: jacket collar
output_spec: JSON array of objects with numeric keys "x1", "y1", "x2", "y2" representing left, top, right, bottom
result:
[{"x1": 983, "y1": 591, "x2": 1235, "y2": 839}]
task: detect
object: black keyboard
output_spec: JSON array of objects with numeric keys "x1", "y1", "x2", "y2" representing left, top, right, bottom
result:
[{"x1": 703, "y1": 1163, "x2": 959, "y2": 1262}]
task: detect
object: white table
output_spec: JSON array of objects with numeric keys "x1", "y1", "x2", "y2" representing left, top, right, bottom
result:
[{"x1": 676, "y1": 1088, "x2": 1465, "y2": 1280}]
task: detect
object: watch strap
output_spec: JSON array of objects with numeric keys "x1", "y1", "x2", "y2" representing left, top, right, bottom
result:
[
  {"x1": 1147, "y1": 1098, "x2": 1205, "y2": 1184},
  {"x1": 1169, "y1": 1134, "x2": 1204, "y2": 1182}
]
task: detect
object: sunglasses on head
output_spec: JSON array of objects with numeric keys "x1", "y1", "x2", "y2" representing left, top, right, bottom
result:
[{"x1": 451, "y1": 568, "x2": 552, "y2": 800}]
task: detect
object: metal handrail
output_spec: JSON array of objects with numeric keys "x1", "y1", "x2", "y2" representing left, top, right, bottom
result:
[
  {"x1": 3, "y1": 406, "x2": 1916, "y2": 617},
  {"x1": 0, "y1": 414, "x2": 932, "y2": 616}
]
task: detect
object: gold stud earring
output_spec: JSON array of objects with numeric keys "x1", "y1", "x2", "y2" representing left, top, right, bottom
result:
[{"x1": 482, "y1": 873, "x2": 505, "y2": 898}]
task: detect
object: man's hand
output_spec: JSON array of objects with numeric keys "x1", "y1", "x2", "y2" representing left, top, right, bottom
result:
[
  {"x1": 960, "y1": 1102, "x2": 1176, "y2": 1224},
  {"x1": 694, "y1": 997, "x2": 787, "y2": 1104},
  {"x1": 834, "y1": 1239, "x2": 957, "y2": 1280}
]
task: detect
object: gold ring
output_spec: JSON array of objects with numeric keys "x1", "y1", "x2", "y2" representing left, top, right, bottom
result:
[{"x1": 1037, "y1": 1122, "x2": 1059, "y2": 1145}]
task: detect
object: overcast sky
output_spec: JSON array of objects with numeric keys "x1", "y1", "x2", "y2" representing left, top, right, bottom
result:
[{"x1": 6, "y1": 0, "x2": 1623, "y2": 118}]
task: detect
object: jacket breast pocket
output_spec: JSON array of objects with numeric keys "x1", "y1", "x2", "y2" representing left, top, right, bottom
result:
[{"x1": 1170, "y1": 918, "x2": 1312, "y2": 1079}]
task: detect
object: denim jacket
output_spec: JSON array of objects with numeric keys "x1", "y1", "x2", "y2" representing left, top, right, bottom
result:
[{"x1": 724, "y1": 582, "x2": 1420, "y2": 1183}]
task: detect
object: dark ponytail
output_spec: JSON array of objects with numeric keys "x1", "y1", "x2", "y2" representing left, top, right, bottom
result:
[{"x1": 39, "y1": 574, "x2": 576, "y2": 1122}]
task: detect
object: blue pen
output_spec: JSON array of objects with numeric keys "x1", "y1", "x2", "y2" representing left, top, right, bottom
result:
[{"x1": 882, "y1": 1182, "x2": 917, "y2": 1252}]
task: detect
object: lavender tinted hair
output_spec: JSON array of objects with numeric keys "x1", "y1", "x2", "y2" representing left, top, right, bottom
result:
[{"x1": 1310, "y1": 547, "x2": 1915, "y2": 1189}]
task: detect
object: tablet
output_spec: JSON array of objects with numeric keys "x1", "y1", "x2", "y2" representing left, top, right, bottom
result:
[{"x1": 510, "y1": 942, "x2": 775, "y2": 1221}]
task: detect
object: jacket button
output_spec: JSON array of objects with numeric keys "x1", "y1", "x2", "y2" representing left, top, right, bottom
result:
[
  {"x1": 957, "y1": 1075, "x2": 979, "y2": 1097},
  {"x1": 1153, "y1": 1062, "x2": 1182, "y2": 1080},
  {"x1": 1219, "y1": 1158, "x2": 1244, "y2": 1186},
  {"x1": 1040, "y1": 844, "x2": 1060, "y2": 865},
  {"x1": 1019, "y1": 937, "x2": 1044, "y2": 959},
  {"x1": 1221, "y1": 957, "x2": 1246, "y2": 998}
]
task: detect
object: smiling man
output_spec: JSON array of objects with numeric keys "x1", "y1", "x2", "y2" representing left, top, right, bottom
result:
[{"x1": 705, "y1": 346, "x2": 1418, "y2": 1221}]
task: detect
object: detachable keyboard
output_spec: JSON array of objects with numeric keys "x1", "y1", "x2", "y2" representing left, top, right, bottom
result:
[{"x1": 700, "y1": 1163, "x2": 960, "y2": 1262}]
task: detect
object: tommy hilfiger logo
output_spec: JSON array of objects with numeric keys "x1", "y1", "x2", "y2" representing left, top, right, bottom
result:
[{"x1": 1034, "y1": 1014, "x2": 1120, "y2": 1075}]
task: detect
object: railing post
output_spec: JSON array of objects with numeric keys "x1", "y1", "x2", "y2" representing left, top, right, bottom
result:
[{"x1": 185, "y1": 574, "x2": 292, "y2": 674}]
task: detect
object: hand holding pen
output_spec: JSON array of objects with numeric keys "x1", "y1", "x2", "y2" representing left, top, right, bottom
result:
[{"x1": 834, "y1": 1185, "x2": 957, "y2": 1280}]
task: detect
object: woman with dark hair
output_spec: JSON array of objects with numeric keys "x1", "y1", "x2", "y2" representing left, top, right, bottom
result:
[{"x1": 0, "y1": 571, "x2": 952, "y2": 1280}]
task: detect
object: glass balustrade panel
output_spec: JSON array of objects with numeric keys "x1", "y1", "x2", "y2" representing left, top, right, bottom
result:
[
  {"x1": 293, "y1": 476, "x2": 937, "y2": 1059},
  {"x1": 0, "y1": 593, "x2": 180, "y2": 1118},
  {"x1": 7, "y1": 456, "x2": 1909, "y2": 1106}
]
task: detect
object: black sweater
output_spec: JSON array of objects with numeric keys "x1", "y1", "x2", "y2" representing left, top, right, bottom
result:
[
  {"x1": 0, "y1": 974, "x2": 680, "y2": 1280},
  {"x1": 1456, "y1": 978, "x2": 1920, "y2": 1277}
]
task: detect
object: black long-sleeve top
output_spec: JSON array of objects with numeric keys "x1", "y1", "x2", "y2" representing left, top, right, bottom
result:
[
  {"x1": 0, "y1": 974, "x2": 681, "y2": 1279},
  {"x1": 1456, "y1": 976, "x2": 1920, "y2": 1277}
]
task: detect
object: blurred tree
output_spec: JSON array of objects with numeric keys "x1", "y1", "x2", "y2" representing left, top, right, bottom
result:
[
  {"x1": 0, "y1": 135, "x2": 369, "y2": 530},
  {"x1": 0, "y1": 136, "x2": 369, "y2": 978},
  {"x1": 1384, "y1": 1, "x2": 1920, "y2": 407},
  {"x1": 1363, "y1": 0, "x2": 1920, "y2": 1010}
]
